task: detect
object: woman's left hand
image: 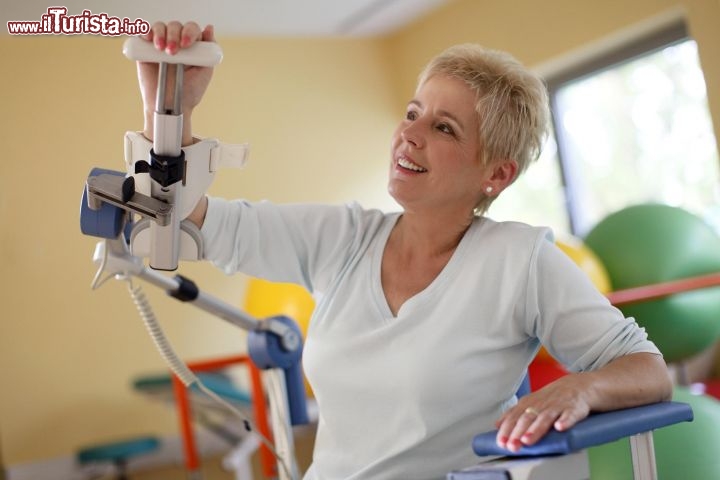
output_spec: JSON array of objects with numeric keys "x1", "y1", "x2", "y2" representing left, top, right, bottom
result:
[{"x1": 494, "y1": 373, "x2": 593, "y2": 452}]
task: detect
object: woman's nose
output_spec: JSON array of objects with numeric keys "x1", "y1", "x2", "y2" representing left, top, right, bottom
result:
[{"x1": 401, "y1": 120, "x2": 425, "y2": 148}]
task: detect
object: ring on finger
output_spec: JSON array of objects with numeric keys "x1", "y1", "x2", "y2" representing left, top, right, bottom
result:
[{"x1": 524, "y1": 406, "x2": 540, "y2": 417}]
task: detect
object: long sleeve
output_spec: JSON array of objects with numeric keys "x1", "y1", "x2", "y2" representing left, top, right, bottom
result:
[
  {"x1": 527, "y1": 237, "x2": 661, "y2": 372},
  {"x1": 200, "y1": 197, "x2": 385, "y2": 294}
]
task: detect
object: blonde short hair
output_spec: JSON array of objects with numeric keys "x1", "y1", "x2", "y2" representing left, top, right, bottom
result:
[{"x1": 417, "y1": 44, "x2": 550, "y2": 212}]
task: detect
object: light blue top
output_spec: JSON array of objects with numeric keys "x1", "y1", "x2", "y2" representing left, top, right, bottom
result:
[{"x1": 201, "y1": 198, "x2": 660, "y2": 480}]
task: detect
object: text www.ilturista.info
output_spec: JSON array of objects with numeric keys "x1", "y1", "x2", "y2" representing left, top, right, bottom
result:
[{"x1": 7, "y1": 7, "x2": 150, "y2": 36}]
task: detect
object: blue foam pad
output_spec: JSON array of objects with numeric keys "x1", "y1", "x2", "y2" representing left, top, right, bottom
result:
[
  {"x1": 472, "y1": 401, "x2": 693, "y2": 457},
  {"x1": 133, "y1": 372, "x2": 252, "y2": 404},
  {"x1": 77, "y1": 436, "x2": 159, "y2": 464},
  {"x1": 193, "y1": 372, "x2": 252, "y2": 404},
  {"x1": 79, "y1": 168, "x2": 126, "y2": 239}
]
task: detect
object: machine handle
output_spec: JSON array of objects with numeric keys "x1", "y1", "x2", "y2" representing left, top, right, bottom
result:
[
  {"x1": 123, "y1": 36, "x2": 223, "y2": 66},
  {"x1": 247, "y1": 316, "x2": 309, "y2": 426},
  {"x1": 284, "y1": 361, "x2": 310, "y2": 426}
]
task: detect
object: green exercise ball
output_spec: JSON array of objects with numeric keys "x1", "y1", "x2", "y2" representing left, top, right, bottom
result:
[
  {"x1": 589, "y1": 387, "x2": 720, "y2": 479},
  {"x1": 584, "y1": 204, "x2": 720, "y2": 362}
]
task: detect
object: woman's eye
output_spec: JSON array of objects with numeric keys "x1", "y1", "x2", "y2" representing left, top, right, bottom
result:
[
  {"x1": 405, "y1": 110, "x2": 418, "y2": 121},
  {"x1": 437, "y1": 123, "x2": 454, "y2": 135}
]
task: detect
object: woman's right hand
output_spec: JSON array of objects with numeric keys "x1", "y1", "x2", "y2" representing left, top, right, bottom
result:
[{"x1": 137, "y1": 21, "x2": 216, "y2": 144}]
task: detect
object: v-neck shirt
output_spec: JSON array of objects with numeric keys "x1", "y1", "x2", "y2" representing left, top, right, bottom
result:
[
  {"x1": 370, "y1": 214, "x2": 474, "y2": 320},
  {"x1": 201, "y1": 197, "x2": 660, "y2": 480}
]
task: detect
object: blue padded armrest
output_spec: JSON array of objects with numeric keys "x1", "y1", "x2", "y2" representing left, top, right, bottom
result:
[{"x1": 473, "y1": 401, "x2": 693, "y2": 457}]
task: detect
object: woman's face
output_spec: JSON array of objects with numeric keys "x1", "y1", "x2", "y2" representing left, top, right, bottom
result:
[{"x1": 388, "y1": 74, "x2": 485, "y2": 216}]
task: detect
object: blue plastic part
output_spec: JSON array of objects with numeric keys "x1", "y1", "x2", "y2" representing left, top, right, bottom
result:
[
  {"x1": 248, "y1": 315, "x2": 309, "y2": 426},
  {"x1": 77, "y1": 436, "x2": 160, "y2": 464},
  {"x1": 79, "y1": 167, "x2": 127, "y2": 239},
  {"x1": 471, "y1": 401, "x2": 693, "y2": 457},
  {"x1": 516, "y1": 372, "x2": 531, "y2": 398}
]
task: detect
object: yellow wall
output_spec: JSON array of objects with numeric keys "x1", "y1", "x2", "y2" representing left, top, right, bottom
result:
[{"x1": 2, "y1": 0, "x2": 720, "y2": 466}]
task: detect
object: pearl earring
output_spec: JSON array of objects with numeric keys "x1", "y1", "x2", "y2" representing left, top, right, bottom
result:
[{"x1": 485, "y1": 186, "x2": 493, "y2": 194}]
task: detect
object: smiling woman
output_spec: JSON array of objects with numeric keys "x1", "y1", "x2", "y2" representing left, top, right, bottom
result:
[
  {"x1": 128, "y1": 24, "x2": 672, "y2": 479},
  {"x1": 388, "y1": 75, "x2": 486, "y2": 217}
]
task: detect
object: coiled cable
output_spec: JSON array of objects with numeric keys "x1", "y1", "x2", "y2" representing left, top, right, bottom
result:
[{"x1": 124, "y1": 278, "x2": 294, "y2": 479}]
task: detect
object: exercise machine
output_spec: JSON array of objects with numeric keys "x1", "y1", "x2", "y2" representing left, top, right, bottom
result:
[{"x1": 80, "y1": 37, "x2": 307, "y2": 480}]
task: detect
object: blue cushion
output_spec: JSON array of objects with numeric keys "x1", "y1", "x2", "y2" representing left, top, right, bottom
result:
[
  {"x1": 77, "y1": 436, "x2": 159, "y2": 464},
  {"x1": 472, "y1": 401, "x2": 693, "y2": 457}
]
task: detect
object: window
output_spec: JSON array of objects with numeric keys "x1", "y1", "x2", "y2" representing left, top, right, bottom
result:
[{"x1": 490, "y1": 20, "x2": 720, "y2": 238}]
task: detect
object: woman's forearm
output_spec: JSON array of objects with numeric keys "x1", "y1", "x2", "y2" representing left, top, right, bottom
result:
[
  {"x1": 583, "y1": 352, "x2": 673, "y2": 411},
  {"x1": 496, "y1": 352, "x2": 672, "y2": 452},
  {"x1": 184, "y1": 195, "x2": 208, "y2": 229}
]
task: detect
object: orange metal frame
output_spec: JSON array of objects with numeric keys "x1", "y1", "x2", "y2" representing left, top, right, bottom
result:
[
  {"x1": 607, "y1": 272, "x2": 720, "y2": 306},
  {"x1": 170, "y1": 354, "x2": 277, "y2": 478}
]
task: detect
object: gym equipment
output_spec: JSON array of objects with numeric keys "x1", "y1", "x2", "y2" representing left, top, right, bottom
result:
[
  {"x1": 588, "y1": 387, "x2": 720, "y2": 479},
  {"x1": 244, "y1": 279, "x2": 316, "y2": 396},
  {"x1": 455, "y1": 401, "x2": 693, "y2": 480},
  {"x1": 555, "y1": 237, "x2": 612, "y2": 294},
  {"x1": 134, "y1": 356, "x2": 278, "y2": 479},
  {"x1": 585, "y1": 203, "x2": 720, "y2": 362},
  {"x1": 133, "y1": 354, "x2": 321, "y2": 480},
  {"x1": 245, "y1": 279, "x2": 315, "y2": 340},
  {"x1": 80, "y1": 37, "x2": 306, "y2": 480},
  {"x1": 76, "y1": 436, "x2": 159, "y2": 480}
]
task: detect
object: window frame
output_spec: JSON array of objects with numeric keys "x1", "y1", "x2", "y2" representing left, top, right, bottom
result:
[{"x1": 545, "y1": 20, "x2": 690, "y2": 234}]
